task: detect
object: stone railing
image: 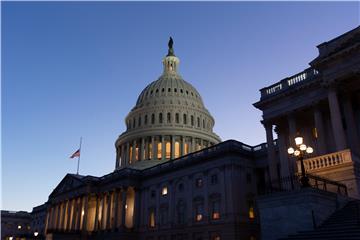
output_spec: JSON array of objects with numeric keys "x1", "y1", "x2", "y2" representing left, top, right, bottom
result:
[
  {"x1": 260, "y1": 68, "x2": 319, "y2": 99},
  {"x1": 300, "y1": 149, "x2": 353, "y2": 172}
]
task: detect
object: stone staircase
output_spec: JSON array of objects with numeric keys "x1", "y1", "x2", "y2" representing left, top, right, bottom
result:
[{"x1": 279, "y1": 200, "x2": 360, "y2": 240}]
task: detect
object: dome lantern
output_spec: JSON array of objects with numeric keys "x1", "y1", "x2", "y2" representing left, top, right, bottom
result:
[{"x1": 163, "y1": 37, "x2": 180, "y2": 74}]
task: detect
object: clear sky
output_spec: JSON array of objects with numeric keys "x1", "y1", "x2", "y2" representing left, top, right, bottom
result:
[{"x1": 2, "y1": 2, "x2": 359, "y2": 211}]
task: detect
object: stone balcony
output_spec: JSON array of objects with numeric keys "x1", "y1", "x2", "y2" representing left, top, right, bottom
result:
[
  {"x1": 259, "y1": 68, "x2": 319, "y2": 100},
  {"x1": 299, "y1": 149, "x2": 359, "y2": 173}
]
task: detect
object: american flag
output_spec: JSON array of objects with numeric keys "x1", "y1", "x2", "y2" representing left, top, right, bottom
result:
[{"x1": 70, "y1": 149, "x2": 80, "y2": 158}]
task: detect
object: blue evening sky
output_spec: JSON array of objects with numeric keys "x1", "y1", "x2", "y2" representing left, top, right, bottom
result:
[{"x1": 2, "y1": 2, "x2": 359, "y2": 211}]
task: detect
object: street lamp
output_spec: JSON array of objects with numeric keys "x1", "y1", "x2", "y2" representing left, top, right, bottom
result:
[{"x1": 288, "y1": 134, "x2": 313, "y2": 187}]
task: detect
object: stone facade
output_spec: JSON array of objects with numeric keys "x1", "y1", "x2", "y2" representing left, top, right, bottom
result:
[{"x1": 253, "y1": 26, "x2": 360, "y2": 198}]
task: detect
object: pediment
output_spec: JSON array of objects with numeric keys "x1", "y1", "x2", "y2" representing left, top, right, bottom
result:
[{"x1": 49, "y1": 174, "x2": 85, "y2": 198}]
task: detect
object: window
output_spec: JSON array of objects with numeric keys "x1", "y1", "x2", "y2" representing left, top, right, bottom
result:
[
  {"x1": 174, "y1": 88, "x2": 177, "y2": 92},
  {"x1": 145, "y1": 115, "x2": 148, "y2": 125},
  {"x1": 211, "y1": 174, "x2": 218, "y2": 185},
  {"x1": 195, "y1": 178, "x2": 203, "y2": 188},
  {"x1": 174, "y1": 141, "x2": 180, "y2": 158},
  {"x1": 211, "y1": 234, "x2": 221, "y2": 240},
  {"x1": 183, "y1": 114, "x2": 187, "y2": 124},
  {"x1": 191, "y1": 115, "x2": 194, "y2": 126},
  {"x1": 248, "y1": 199, "x2": 255, "y2": 219},
  {"x1": 168, "y1": 88, "x2": 171, "y2": 92},
  {"x1": 159, "y1": 113, "x2": 163, "y2": 123},
  {"x1": 178, "y1": 183, "x2": 184, "y2": 192},
  {"x1": 167, "y1": 112, "x2": 171, "y2": 123},
  {"x1": 157, "y1": 142, "x2": 162, "y2": 159},
  {"x1": 175, "y1": 113, "x2": 179, "y2": 123},
  {"x1": 148, "y1": 143, "x2": 153, "y2": 159},
  {"x1": 160, "y1": 207, "x2": 168, "y2": 225},
  {"x1": 162, "y1": 88, "x2": 165, "y2": 92},
  {"x1": 211, "y1": 200, "x2": 220, "y2": 220},
  {"x1": 133, "y1": 118, "x2": 136, "y2": 128},
  {"x1": 162, "y1": 186, "x2": 168, "y2": 196},
  {"x1": 151, "y1": 114, "x2": 155, "y2": 124},
  {"x1": 184, "y1": 143, "x2": 189, "y2": 154},
  {"x1": 203, "y1": 119, "x2": 205, "y2": 128},
  {"x1": 166, "y1": 142, "x2": 171, "y2": 159},
  {"x1": 194, "y1": 202, "x2": 203, "y2": 222},
  {"x1": 177, "y1": 200, "x2": 186, "y2": 224},
  {"x1": 149, "y1": 208, "x2": 156, "y2": 227},
  {"x1": 151, "y1": 190, "x2": 156, "y2": 198},
  {"x1": 138, "y1": 116, "x2": 141, "y2": 127},
  {"x1": 197, "y1": 117, "x2": 200, "y2": 127}
]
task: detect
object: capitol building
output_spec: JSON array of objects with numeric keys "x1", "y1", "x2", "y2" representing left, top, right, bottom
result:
[{"x1": 2, "y1": 26, "x2": 360, "y2": 240}]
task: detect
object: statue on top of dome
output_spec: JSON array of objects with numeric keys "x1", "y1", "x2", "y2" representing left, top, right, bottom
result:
[{"x1": 167, "y1": 37, "x2": 175, "y2": 56}]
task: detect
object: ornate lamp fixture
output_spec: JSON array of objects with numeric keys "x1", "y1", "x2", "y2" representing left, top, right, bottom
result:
[{"x1": 288, "y1": 134, "x2": 313, "y2": 187}]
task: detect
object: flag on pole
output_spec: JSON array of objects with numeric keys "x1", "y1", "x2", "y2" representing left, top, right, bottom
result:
[{"x1": 70, "y1": 149, "x2": 80, "y2": 158}]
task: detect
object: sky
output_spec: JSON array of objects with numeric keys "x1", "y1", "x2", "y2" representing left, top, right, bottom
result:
[{"x1": 2, "y1": 2, "x2": 359, "y2": 211}]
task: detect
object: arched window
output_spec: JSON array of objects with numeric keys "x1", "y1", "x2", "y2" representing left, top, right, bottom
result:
[
  {"x1": 175, "y1": 113, "x2": 179, "y2": 123},
  {"x1": 167, "y1": 112, "x2": 171, "y2": 123},
  {"x1": 191, "y1": 115, "x2": 194, "y2": 126},
  {"x1": 183, "y1": 114, "x2": 187, "y2": 124},
  {"x1": 133, "y1": 118, "x2": 136, "y2": 128},
  {"x1": 151, "y1": 114, "x2": 155, "y2": 124},
  {"x1": 203, "y1": 119, "x2": 205, "y2": 128},
  {"x1": 165, "y1": 141, "x2": 171, "y2": 159},
  {"x1": 159, "y1": 113, "x2": 163, "y2": 124},
  {"x1": 138, "y1": 116, "x2": 141, "y2": 127},
  {"x1": 157, "y1": 142, "x2": 162, "y2": 159},
  {"x1": 177, "y1": 200, "x2": 186, "y2": 224},
  {"x1": 145, "y1": 115, "x2": 148, "y2": 125},
  {"x1": 149, "y1": 208, "x2": 156, "y2": 228},
  {"x1": 197, "y1": 117, "x2": 200, "y2": 127}
]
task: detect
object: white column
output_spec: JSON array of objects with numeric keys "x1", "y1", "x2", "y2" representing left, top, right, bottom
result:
[
  {"x1": 343, "y1": 94, "x2": 360, "y2": 154},
  {"x1": 328, "y1": 88, "x2": 347, "y2": 150},
  {"x1": 171, "y1": 136, "x2": 175, "y2": 159},
  {"x1": 275, "y1": 126, "x2": 291, "y2": 178},
  {"x1": 265, "y1": 122, "x2": 278, "y2": 184},
  {"x1": 126, "y1": 142, "x2": 130, "y2": 165},
  {"x1": 113, "y1": 189, "x2": 119, "y2": 230},
  {"x1": 132, "y1": 140, "x2": 137, "y2": 163},
  {"x1": 152, "y1": 136, "x2": 157, "y2": 161},
  {"x1": 82, "y1": 195, "x2": 89, "y2": 232},
  {"x1": 181, "y1": 136, "x2": 185, "y2": 156},
  {"x1": 161, "y1": 136, "x2": 166, "y2": 160},
  {"x1": 121, "y1": 187, "x2": 128, "y2": 228},
  {"x1": 140, "y1": 138, "x2": 145, "y2": 161}
]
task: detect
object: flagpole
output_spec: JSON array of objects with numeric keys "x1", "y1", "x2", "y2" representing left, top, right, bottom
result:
[{"x1": 77, "y1": 137, "x2": 82, "y2": 175}]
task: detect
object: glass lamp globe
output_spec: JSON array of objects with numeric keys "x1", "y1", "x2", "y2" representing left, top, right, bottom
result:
[
  {"x1": 299, "y1": 144, "x2": 307, "y2": 151},
  {"x1": 294, "y1": 150, "x2": 300, "y2": 156},
  {"x1": 306, "y1": 147, "x2": 313, "y2": 154},
  {"x1": 295, "y1": 136, "x2": 303, "y2": 146},
  {"x1": 34, "y1": 232, "x2": 39, "y2": 237},
  {"x1": 287, "y1": 147, "x2": 294, "y2": 155}
]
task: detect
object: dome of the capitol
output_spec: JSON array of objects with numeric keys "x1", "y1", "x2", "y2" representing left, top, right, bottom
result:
[{"x1": 115, "y1": 38, "x2": 221, "y2": 170}]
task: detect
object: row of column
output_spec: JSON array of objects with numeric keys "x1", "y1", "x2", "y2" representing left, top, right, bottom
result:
[
  {"x1": 264, "y1": 87, "x2": 360, "y2": 182},
  {"x1": 46, "y1": 187, "x2": 140, "y2": 233},
  {"x1": 116, "y1": 136, "x2": 213, "y2": 168}
]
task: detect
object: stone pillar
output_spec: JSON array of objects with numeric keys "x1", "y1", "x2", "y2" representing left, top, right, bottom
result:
[
  {"x1": 126, "y1": 142, "x2": 130, "y2": 165},
  {"x1": 94, "y1": 195, "x2": 99, "y2": 231},
  {"x1": 161, "y1": 136, "x2": 166, "y2": 160},
  {"x1": 115, "y1": 147, "x2": 120, "y2": 170},
  {"x1": 132, "y1": 140, "x2": 137, "y2": 163},
  {"x1": 265, "y1": 122, "x2": 278, "y2": 184},
  {"x1": 287, "y1": 114, "x2": 297, "y2": 172},
  {"x1": 181, "y1": 136, "x2": 185, "y2": 156},
  {"x1": 275, "y1": 126, "x2": 291, "y2": 178},
  {"x1": 113, "y1": 189, "x2": 119, "y2": 230},
  {"x1": 328, "y1": 87, "x2": 347, "y2": 150},
  {"x1": 106, "y1": 192, "x2": 111, "y2": 229},
  {"x1": 191, "y1": 137, "x2": 195, "y2": 152},
  {"x1": 71, "y1": 199, "x2": 77, "y2": 230},
  {"x1": 171, "y1": 136, "x2": 175, "y2": 159},
  {"x1": 343, "y1": 94, "x2": 360, "y2": 154},
  {"x1": 82, "y1": 195, "x2": 89, "y2": 232},
  {"x1": 145, "y1": 138, "x2": 149, "y2": 160},
  {"x1": 140, "y1": 138, "x2": 145, "y2": 161},
  {"x1": 314, "y1": 105, "x2": 327, "y2": 155},
  {"x1": 133, "y1": 188, "x2": 141, "y2": 229},
  {"x1": 121, "y1": 187, "x2": 128, "y2": 228},
  {"x1": 101, "y1": 194, "x2": 106, "y2": 230},
  {"x1": 152, "y1": 136, "x2": 157, "y2": 161},
  {"x1": 77, "y1": 197, "x2": 83, "y2": 230},
  {"x1": 121, "y1": 145, "x2": 125, "y2": 167}
]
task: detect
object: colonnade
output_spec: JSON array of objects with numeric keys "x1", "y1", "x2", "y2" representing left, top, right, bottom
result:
[
  {"x1": 264, "y1": 87, "x2": 360, "y2": 182},
  {"x1": 45, "y1": 187, "x2": 138, "y2": 233},
  {"x1": 116, "y1": 135, "x2": 214, "y2": 168}
]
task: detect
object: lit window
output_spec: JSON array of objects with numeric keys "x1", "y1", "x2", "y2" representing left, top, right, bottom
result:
[
  {"x1": 249, "y1": 207, "x2": 255, "y2": 219},
  {"x1": 195, "y1": 178, "x2": 203, "y2": 188},
  {"x1": 211, "y1": 200, "x2": 220, "y2": 220},
  {"x1": 196, "y1": 214, "x2": 203, "y2": 221},
  {"x1": 212, "y1": 212, "x2": 220, "y2": 219},
  {"x1": 184, "y1": 143, "x2": 189, "y2": 154},
  {"x1": 194, "y1": 202, "x2": 204, "y2": 222},
  {"x1": 157, "y1": 142, "x2": 162, "y2": 159},
  {"x1": 165, "y1": 142, "x2": 171, "y2": 159},
  {"x1": 148, "y1": 143, "x2": 152, "y2": 159},
  {"x1": 149, "y1": 209, "x2": 155, "y2": 227},
  {"x1": 17, "y1": 225, "x2": 22, "y2": 229},
  {"x1": 174, "y1": 141, "x2": 180, "y2": 158},
  {"x1": 162, "y1": 186, "x2": 168, "y2": 196},
  {"x1": 135, "y1": 147, "x2": 139, "y2": 161}
]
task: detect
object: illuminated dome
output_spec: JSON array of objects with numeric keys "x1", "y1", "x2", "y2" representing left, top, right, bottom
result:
[{"x1": 115, "y1": 38, "x2": 221, "y2": 170}]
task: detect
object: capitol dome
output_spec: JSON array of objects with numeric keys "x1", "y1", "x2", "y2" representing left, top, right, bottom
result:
[{"x1": 115, "y1": 38, "x2": 221, "y2": 169}]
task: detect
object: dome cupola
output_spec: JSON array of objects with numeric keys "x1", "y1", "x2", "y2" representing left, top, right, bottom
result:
[{"x1": 115, "y1": 38, "x2": 221, "y2": 170}]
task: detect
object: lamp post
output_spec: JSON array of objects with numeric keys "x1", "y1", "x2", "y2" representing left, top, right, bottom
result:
[{"x1": 287, "y1": 135, "x2": 313, "y2": 188}]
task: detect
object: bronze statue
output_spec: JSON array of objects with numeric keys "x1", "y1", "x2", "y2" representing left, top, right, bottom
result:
[{"x1": 167, "y1": 37, "x2": 175, "y2": 56}]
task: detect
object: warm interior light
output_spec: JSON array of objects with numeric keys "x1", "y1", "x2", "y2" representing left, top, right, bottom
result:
[
  {"x1": 306, "y1": 147, "x2": 313, "y2": 154},
  {"x1": 9, "y1": 237, "x2": 13, "y2": 240},
  {"x1": 295, "y1": 136, "x2": 303, "y2": 145},
  {"x1": 17, "y1": 225, "x2": 22, "y2": 229},
  {"x1": 287, "y1": 147, "x2": 294, "y2": 155},
  {"x1": 162, "y1": 186, "x2": 168, "y2": 196},
  {"x1": 34, "y1": 232, "x2": 39, "y2": 237},
  {"x1": 125, "y1": 204, "x2": 128, "y2": 209},
  {"x1": 81, "y1": 210, "x2": 85, "y2": 216},
  {"x1": 299, "y1": 144, "x2": 307, "y2": 151},
  {"x1": 294, "y1": 150, "x2": 300, "y2": 156}
]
